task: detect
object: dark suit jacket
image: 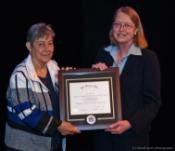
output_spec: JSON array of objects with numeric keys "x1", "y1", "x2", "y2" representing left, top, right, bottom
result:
[{"x1": 95, "y1": 47, "x2": 161, "y2": 134}]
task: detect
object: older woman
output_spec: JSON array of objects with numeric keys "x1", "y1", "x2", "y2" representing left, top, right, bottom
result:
[{"x1": 5, "y1": 23, "x2": 79, "y2": 151}]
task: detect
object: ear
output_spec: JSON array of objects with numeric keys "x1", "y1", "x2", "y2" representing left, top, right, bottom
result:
[{"x1": 26, "y1": 42, "x2": 32, "y2": 52}]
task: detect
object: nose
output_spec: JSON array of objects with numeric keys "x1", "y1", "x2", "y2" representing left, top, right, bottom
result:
[
  {"x1": 44, "y1": 44, "x2": 53, "y2": 53},
  {"x1": 119, "y1": 24, "x2": 126, "y2": 31}
]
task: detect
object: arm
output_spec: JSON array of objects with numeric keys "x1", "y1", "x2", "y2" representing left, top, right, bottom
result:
[
  {"x1": 8, "y1": 72, "x2": 79, "y2": 136},
  {"x1": 128, "y1": 50, "x2": 161, "y2": 133}
]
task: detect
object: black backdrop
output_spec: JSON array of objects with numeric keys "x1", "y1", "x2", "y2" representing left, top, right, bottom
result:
[{"x1": 0, "y1": 0, "x2": 174, "y2": 149}]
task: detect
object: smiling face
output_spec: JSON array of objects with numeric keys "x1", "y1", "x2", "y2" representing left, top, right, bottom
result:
[
  {"x1": 112, "y1": 11, "x2": 137, "y2": 46},
  {"x1": 26, "y1": 34, "x2": 54, "y2": 67}
]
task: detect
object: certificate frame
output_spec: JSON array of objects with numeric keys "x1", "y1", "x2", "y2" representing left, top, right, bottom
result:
[{"x1": 59, "y1": 67, "x2": 122, "y2": 130}]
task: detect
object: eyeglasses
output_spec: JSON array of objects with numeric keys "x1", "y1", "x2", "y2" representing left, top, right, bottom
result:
[{"x1": 113, "y1": 22, "x2": 135, "y2": 30}]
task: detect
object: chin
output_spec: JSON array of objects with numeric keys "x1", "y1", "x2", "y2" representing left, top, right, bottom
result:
[
  {"x1": 117, "y1": 39, "x2": 127, "y2": 43},
  {"x1": 42, "y1": 58, "x2": 51, "y2": 64}
]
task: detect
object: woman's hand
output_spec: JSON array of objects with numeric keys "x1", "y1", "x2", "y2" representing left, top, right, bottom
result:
[
  {"x1": 60, "y1": 67, "x2": 76, "y2": 71},
  {"x1": 57, "y1": 121, "x2": 80, "y2": 136},
  {"x1": 106, "y1": 120, "x2": 131, "y2": 135},
  {"x1": 91, "y1": 62, "x2": 108, "y2": 70}
]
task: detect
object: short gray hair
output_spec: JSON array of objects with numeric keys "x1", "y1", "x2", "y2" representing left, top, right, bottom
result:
[{"x1": 26, "y1": 22, "x2": 55, "y2": 44}]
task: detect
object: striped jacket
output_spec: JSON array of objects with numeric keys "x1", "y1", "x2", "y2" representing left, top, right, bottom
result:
[{"x1": 5, "y1": 54, "x2": 61, "y2": 151}]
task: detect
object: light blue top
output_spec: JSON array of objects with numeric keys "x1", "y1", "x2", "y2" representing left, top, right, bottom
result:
[{"x1": 104, "y1": 44, "x2": 142, "y2": 74}]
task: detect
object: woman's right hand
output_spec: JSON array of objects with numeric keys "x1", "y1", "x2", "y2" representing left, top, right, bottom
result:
[
  {"x1": 60, "y1": 67, "x2": 76, "y2": 71},
  {"x1": 91, "y1": 62, "x2": 108, "y2": 70},
  {"x1": 57, "y1": 121, "x2": 80, "y2": 136}
]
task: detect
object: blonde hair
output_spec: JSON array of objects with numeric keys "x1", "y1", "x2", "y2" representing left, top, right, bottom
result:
[{"x1": 110, "y1": 6, "x2": 148, "y2": 49}]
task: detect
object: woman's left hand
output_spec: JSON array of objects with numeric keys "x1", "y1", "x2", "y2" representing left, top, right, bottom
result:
[
  {"x1": 91, "y1": 62, "x2": 108, "y2": 70},
  {"x1": 106, "y1": 120, "x2": 131, "y2": 135},
  {"x1": 61, "y1": 67, "x2": 76, "y2": 70}
]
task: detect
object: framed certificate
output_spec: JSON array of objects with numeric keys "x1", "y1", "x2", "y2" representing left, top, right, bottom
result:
[{"x1": 58, "y1": 67, "x2": 122, "y2": 130}]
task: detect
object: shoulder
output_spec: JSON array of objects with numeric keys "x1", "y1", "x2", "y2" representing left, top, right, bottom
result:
[
  {"x1": 50, "y1": 59, "x2": 58, "y2": 65},
  {"x1": 8, "y1": 60, "x2": 29, "y2": 88},
  {"x1": 97, "y1": 44, "x2": 113, "y2": 56},
  {"x1": 141, "y1": 48, "x2": 158, "y2": 59},
  {"x1": 95, "y1": 44, "x2": 114, "y2": 66},
  {"x1": 47, "y1": 59, "x2": 60, "y2": 74},
  {"x1": 11, "y1": 59, "x2": 28, "y2": 78},
  {"x1": 141, "y1": 48, "x2": 160, "y2": 68}
]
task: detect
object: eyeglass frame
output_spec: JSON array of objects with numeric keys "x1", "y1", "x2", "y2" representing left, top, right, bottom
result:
[{"x1": 112, "y1": 22, "x2": 135, "y2": 30}]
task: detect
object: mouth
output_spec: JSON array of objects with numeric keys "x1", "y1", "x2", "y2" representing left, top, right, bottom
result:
[
  {"x1": 117, "y1": 33, "x2": 127, "y2": 37},
  {"x1": 42, "y1": 53, "x2": 52, "y2": 56}
]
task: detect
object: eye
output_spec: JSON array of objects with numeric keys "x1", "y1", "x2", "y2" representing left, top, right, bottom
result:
[
  {"x1": 38, "y1": 43, "x2": 44, "y2": 46},
  {"x1": 124, "y1": 24, "x2": 134, "y2": 29},
  {"x1": 113, "y1": 22, "x2": 135, "y2": 30},
  {"x1": 113, "y1": 22, "x2": 121, "y2": 28},
  {"x1": 48, "y1": 42, "x2": 53, "y2": 46}
]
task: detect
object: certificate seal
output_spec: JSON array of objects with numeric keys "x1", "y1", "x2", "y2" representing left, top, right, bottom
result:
[{"x1": 86, "y1": 115, "x2": 96, "y2": 125}]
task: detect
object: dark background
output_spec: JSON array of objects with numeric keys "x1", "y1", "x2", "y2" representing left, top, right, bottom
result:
[{"x1": 0, "y1": 0, "x2": 174, "y2": 149}]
